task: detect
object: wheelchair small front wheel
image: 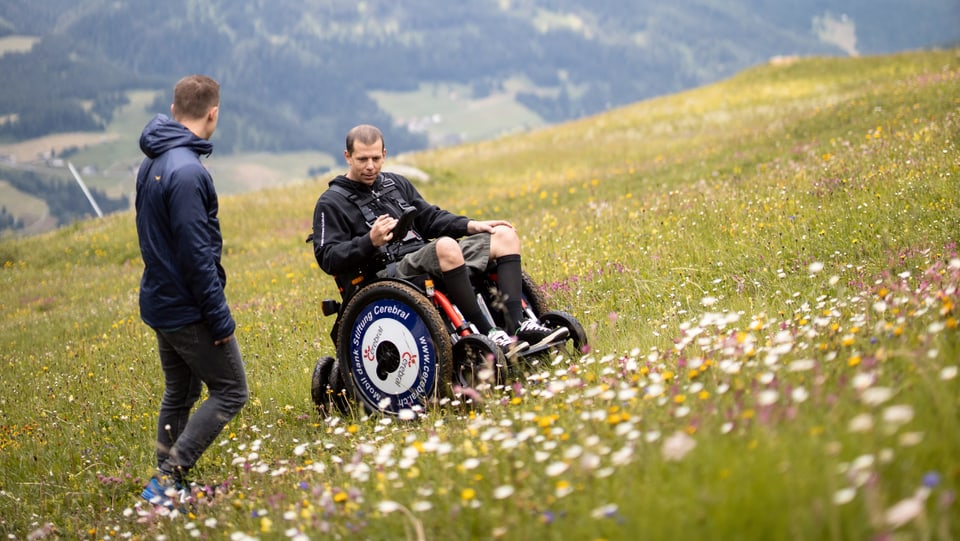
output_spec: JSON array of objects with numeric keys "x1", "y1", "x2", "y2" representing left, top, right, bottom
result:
[
  {"x1": 539, "y1": 310, "x2": 589, "y2": 353},
  {"x1": 336, "y1": 280, "x2": 453, "y2": 415},
  {"x1": 328, "y1": 359, "x2": 351, "y2": 416},
  {"x1": 452, "y1": 333, "x2": 507, "y2": 390}
]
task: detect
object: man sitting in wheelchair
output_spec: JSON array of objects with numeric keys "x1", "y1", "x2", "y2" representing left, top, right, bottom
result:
[{"x1": 309, "y1": 124, "x2": 567, "y2": 357}]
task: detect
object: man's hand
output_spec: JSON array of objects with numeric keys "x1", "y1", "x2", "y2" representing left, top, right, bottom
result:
[
  {"x1": 214, "y1": 334, "x2": 234, "y2": 346},
  {"x1": 370, "y1": 214, "x2": 399, "y2": 247},
  {"x1": 467, "y1": 219, "x2": 514, "y2": 234}
]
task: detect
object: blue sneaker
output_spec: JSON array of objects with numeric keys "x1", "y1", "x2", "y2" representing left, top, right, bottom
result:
[{"x1": 141, "y1": 475, "x2": 189, "y2": 512}]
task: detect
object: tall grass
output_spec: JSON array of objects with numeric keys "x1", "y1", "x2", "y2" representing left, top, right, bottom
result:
[{"x1": 1, "y1": 48, "x2": 958, "y2": 540}]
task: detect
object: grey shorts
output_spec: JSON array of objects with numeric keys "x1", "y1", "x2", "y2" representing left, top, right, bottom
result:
[{"x1": 393, "y1": 233, "x2": 491, "y2": 279}]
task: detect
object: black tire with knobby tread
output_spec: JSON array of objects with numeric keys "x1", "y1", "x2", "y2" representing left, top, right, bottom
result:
[
  {"x1": 476, "y1": 270, "x2": 549, "y2": 330},
  {"x1": 452, "y1": 333, "x2": 508, "y2": 389},
  {"x1": 520, "y1": 270, "x2": 549, "y2": 317},
  {"x1": 311, "y1": 355, "x2": 336, "y2": 415},
  {"x1": 336, "y1": 280, "x2": 453, "y2": 415},
  {"x1": 328, "y1": 359, "x2": 351, "y2": 416},
  {"x1": 539, "y1": 310, "x2": 589, "y2": 353}
]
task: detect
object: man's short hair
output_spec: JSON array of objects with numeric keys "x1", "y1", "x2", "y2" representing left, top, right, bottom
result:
[
  {"x1": 346, "y1": 125, "x2": 384, "y2": 154},
  {"x1": 173, "y1": 75, "x2": 220, "y2": 121}
]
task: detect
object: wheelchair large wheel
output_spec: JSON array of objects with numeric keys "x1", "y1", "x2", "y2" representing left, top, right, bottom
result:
[
  {"x1": 477, "y1": 270, "x2": 549, "y2": 330},
  {"x1": 521, "y1": 271, "x2": 549, "y2": 317},
  {"x1": 336, "y1": 280, "x2": 453, "y2": 415},
  {"x1": 311, "y1": 355, "x2": 336, "y2": 416},
  {"x1": 521, "y1": 272, "x2": 588, "y2": 353},
  {"x1": 452, "y1": 334, "x2": 507, "y2": 389}
]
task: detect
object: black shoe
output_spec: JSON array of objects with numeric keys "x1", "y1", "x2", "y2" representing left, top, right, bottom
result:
[
  {"x1": 516, "y1": 320, "x2": 568, "y2": 349},
  {"x1": 487, "y1": 328, "x2": 530, "y2": 358}
]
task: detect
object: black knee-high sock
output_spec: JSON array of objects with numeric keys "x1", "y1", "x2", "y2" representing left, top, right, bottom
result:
[
  {"x1": 442, "y1": 265, "x2": 492, "y2": 334},
  {"x1": 495, "y1": 254, "x2": 524, "y2": 332}
]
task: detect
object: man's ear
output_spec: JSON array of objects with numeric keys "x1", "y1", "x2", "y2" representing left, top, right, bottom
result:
[{"x1": 170, "y1": 104, "x2": 175, "y2": 117}]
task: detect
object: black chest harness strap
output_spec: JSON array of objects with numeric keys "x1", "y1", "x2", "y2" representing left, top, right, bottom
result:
[
  {"x1": 327, "y1": 174, "x2": 423, "y2": 245},
  {"x1": 332, "y1": 175, "x2": 424, "y2": 278}
]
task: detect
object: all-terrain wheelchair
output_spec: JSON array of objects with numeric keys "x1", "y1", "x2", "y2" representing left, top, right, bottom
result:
[{"x1": 310, "y1": 213, "x2": 587, "y2": 417}]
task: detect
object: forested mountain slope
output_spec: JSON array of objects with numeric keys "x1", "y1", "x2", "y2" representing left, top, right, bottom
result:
[{"x1": 1, "y1": 0, "x2": 956, "y2": 153}]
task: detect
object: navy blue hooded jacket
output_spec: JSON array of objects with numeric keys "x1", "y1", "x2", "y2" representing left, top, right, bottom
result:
[{"x1": 135, "y1": 114, "x2": 235, "y2": 341}]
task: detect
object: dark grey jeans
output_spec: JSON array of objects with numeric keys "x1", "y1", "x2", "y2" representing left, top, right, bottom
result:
[{"x1": 154, "y1": 322, "x2": 248, "y2": 478}]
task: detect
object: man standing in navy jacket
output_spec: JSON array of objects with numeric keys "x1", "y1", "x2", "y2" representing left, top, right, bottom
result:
[{"x1": 135, "y1": 74, "x2": 247, "y2": 510}]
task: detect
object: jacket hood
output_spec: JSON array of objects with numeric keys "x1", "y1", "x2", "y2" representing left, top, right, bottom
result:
[
  {"x1": 328, "y1": 175, "x2": 355, "y2": 189},
  {"x1": 139, "y1": 114, "x2": 213, "y2": 159},
  {"x1": 328, "y1": 174, "x2": 387, "y2": 194}
]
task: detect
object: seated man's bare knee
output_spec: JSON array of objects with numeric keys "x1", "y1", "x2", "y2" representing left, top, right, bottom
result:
[
  {"x1": 490, "y1": 226, "x2": 520, "y2": 256},
  {"x1": 435, "y1": 237, "x2": 465, "y2": 269}
]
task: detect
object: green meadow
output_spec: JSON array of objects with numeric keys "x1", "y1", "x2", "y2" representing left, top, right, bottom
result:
[{"x1": 1, "y1": 48, "x2": 959, "y2": 540}]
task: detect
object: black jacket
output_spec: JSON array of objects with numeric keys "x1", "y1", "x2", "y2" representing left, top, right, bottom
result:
[
  {"x1": 135, "y1": 114, "x2": 235, "y2": 340},
  {"x1": 312, "y1": 172, "x2": 469, "y2": 276}
]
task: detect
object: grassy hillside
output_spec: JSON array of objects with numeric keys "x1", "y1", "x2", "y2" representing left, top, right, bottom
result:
[{"x1": 1, "y1": 48, "x2": 958, "y2": 539}]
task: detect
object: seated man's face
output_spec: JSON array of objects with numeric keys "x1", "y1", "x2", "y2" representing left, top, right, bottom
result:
[{"x1": 346, "y1": 139, "x2": 385, "y2": 186}]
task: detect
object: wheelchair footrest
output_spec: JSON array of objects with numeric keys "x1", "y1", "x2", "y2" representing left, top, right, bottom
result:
[
  {"x1": 521, "y1": 337, "x2": 568, "y2": 356},
  {"x1": 321, "y1": 299, "x2": 340, "y2": 316}
]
